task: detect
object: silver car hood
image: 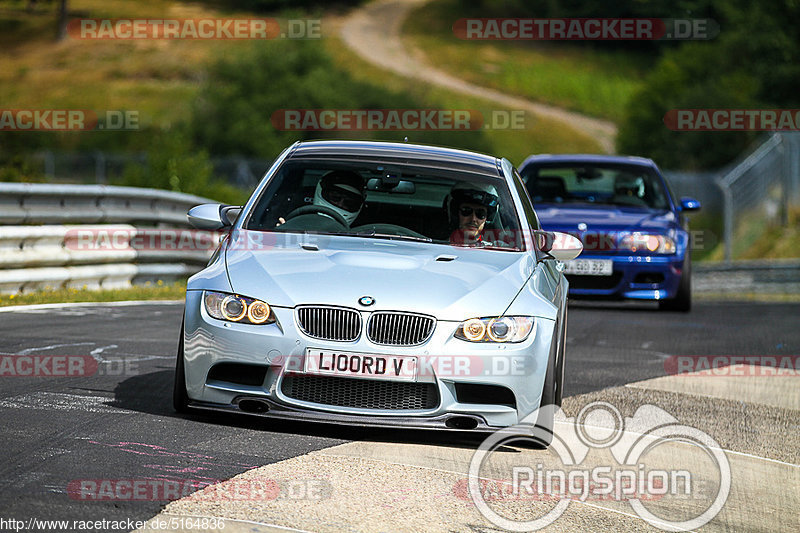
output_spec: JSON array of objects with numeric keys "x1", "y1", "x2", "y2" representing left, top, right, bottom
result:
[{"x1": 224, "y1": 232, "x2": 534, "y2": 321}]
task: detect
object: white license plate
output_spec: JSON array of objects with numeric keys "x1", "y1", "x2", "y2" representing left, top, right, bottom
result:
[
  {"x1": 304, "y1": 349, "x2": 418, "y2": 382},
  {"x1": 563, "y1": 259, "x2": 613, "y2": 276}
]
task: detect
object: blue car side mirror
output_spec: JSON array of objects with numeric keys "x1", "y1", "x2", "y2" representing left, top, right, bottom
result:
[{"x1": 680, "y1": 197, "x2": 701, "y2": 211}]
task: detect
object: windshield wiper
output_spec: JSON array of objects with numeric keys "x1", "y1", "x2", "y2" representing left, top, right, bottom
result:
[{"x1": 356, "y1": 231, "x2": 432, "y2": 243}]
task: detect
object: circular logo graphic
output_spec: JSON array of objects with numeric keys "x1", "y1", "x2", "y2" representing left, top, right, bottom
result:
[
  {"x1": 468, "y1": 402, "x2": 731, "y2": 532},
  {"x1": 358, "y1": 296, "x2": 375, "y2": 306},
  {"x1": 577, "y1": 222, "x2": 588, "y2": 231}
]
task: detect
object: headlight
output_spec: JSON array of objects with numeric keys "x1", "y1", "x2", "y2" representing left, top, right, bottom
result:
[
  {"x1": 455, "y1": 316, "x2": 535, "y2": 343},
  {"x1": 204, "y1": 291, "x2": 275, "y2": 325},
  {"x1": 620, "y1": 233, "x2": 676, "y2": 254}
]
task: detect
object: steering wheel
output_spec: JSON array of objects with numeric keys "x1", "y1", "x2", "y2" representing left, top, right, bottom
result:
[{"x1": 283, "y1": 205, "x2": 349, "y2": 227}]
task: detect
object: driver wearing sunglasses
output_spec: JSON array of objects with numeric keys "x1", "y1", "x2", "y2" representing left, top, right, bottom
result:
[{"x1": 447, "y1": 182, "x2": 499, "y2": 245}]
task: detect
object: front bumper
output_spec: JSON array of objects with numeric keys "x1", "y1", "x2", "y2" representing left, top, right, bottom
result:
[
  {"x1": 182, "y1": 290, "x2": 555, "y2": 429},
  {"x1": 566, "y1": 254, "x2": 685, "y2": 300}
]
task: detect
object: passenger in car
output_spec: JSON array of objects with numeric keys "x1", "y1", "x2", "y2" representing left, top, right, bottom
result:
[{"x1": 446, "y1": 182, "x2": 499, "y2": 246}]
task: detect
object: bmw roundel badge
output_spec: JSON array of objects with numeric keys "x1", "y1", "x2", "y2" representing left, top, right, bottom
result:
[{"x1": 358, "y1": 296, "x2": 375, "y2": 306}]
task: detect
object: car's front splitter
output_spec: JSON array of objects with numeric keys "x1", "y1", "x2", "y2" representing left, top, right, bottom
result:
[{"x1": 186, "y1": 397, "x2": 498, "y2": 432}]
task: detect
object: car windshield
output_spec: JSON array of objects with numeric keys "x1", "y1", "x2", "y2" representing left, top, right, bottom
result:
[
  {"x1": 521, "y1": 163, "x2": 670, "y2": 210},
  {"x1": 244, "y1": 158, "x2": 524, "y2": 251}
]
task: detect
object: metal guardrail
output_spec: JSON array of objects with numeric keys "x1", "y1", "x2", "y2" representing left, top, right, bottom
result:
[
  {"x1": 0, "y1": 183, "x2": 214, "y2": 226},
  {"x1": 716, "y1": 132, "x2": 800, "y2": 263},
  {"x1": 0, "y1": 184, "x2": 219, "y2": 293},
  {"x1": 694, "y1": 260, "x2": 800, "y2": 294},
  {"x1": 29, "y1": 151, "x2": 271, "y2": 189}
]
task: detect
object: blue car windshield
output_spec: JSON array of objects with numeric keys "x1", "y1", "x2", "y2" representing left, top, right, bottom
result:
[
  {"x1": 244, "y1": 158, "x2": 525, "y2": 251},
  {"x1": 521, "y1": 164, "x2": 670, "y2": 210}
]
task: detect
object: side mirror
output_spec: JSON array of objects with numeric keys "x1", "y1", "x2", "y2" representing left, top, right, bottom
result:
[
  {"x1": 680, "y1": 197, "x2": 701, "y2": 212},
  {"x1": 187, "y1": 204, "x2": 242, "y2": 230},
  {"x1": 535, "y1": 230, "x2": 555, "y2": 253},
  {"x1": 549, "y1": 231, "x2": 583, "y2": 261}
]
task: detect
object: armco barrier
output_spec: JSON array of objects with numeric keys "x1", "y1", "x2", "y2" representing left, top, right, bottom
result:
[
  {"x1": 0, "y1": 184, "x2": 219, "y2": 293},
  {"x1": 694, "y1": 260, "x2": 800, "y2": 294},
  {"x1": 0, "y1": 182, "x2": 214, "y2": 226}
]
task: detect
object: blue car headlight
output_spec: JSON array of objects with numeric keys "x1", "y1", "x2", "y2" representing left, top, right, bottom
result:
[
  {"x1": 620, "y1": 233, "x2": 676, "y2": 254},
  {"x1": 455, "y1": 316, "x2": 535, "y2": 343},
  {"x1": 203, "y1": 290, "x2": 276, "y2": 325}
]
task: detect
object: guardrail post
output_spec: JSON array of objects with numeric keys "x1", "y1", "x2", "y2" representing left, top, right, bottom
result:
[
  {"x1": 43, "y1": 150, "x2": 55, "y2": 180},
  {"x1": 720, "y1": 183, "x2": 733, "y2": 264},
  {"x1": 94, "y1": 151, "x2": 106, "y2": 184},
  {"x1": 787, "y1": 133, "x2": 800, "y2": 206}
]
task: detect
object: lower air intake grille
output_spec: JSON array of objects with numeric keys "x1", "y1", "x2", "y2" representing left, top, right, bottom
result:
[
  {"x1": 566, "y1": 273, "x2": 623, "y2": 290},
  {"x1": 281, "y1": 375, "x2": 438, "y2": 410}
]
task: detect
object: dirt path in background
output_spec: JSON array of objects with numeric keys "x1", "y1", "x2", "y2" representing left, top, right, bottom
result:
[{"x1": 338, "y1": 0, "x2": 618, "y2": 153}]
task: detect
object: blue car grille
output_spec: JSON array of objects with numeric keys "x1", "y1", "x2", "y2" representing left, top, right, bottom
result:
[
  {"x1": 281, "y1": 375, "x2": 439, "y2": 410},
  {"x1": 367, "y1": 312, "x2": 435, "y2": 346},
  {"x1": 566, "y1": 272, "x2": 623, "y2": 290},
  {"x1": 296, "y1": 306, "x2": 361, "y2": 341}
]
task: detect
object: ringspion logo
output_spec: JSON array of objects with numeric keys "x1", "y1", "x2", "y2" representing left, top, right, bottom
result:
[{"x1": 469, "y1": 402, "x2": 731, "y2": 531}]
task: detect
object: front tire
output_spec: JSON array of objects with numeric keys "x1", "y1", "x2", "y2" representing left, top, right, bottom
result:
[
  {"x1": 534, "y1": 311, "x2": 566, "y2": 447},
  {"x1": 173, "y1": 324, "x2": 189, "y2": 413},
  {"x1": 659, "y1": 256, "x2": 691, "y2": 312}
]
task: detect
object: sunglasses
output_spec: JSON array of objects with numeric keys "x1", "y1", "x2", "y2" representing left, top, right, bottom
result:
[{"x1": 459, "y1": 206, "x2": 488, "y2": 220}]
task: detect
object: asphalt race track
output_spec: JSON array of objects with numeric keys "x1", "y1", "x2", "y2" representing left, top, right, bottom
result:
[{"x1": 0, "y1": 300, "x2": 798, "y2": 531}]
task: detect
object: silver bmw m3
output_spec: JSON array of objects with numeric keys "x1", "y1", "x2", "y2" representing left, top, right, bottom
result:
[{"x1": 174, "y1": 140, "x2": 582, "y2": 437}]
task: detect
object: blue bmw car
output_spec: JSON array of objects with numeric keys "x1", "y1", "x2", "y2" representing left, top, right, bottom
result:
[{"x1": 518, "y1": 154, "x2": 700, "y2": 311}]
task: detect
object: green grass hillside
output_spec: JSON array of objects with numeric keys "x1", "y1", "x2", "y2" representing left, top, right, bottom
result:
[{"x1": 402, "y1": 0, "x2": 645, "y2": 122}]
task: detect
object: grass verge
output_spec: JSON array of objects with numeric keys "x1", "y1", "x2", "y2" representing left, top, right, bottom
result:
[
  {"x1": 0, "y1": 281, "x2": 186, "y2": 308},
  {"x1": 0, "y1": 0, "x2": 254, "y2": 131},
  {"x1": 703, "y1": 207, "x2": 800, "y2": 261},
  {"x1": 401, "y1": 0, "x2": 645, "y2": 122},
  {"x1": 694, "y1": 292, "x2": 800, "y2": 303}
]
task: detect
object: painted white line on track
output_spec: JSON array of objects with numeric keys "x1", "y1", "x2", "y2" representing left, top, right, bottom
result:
[
  {"x1": 0, "y1": 392, "x2": 135, "y2": 414},
  {"x1": 0, "y1": 300, "x2": 183, "y2": 313},
  {"x1": 554, "y1": 419, "x2": 800, "y2": 468},
  {"x1": 17, "y1": 342, "x2": 95, "y2": 355},
  {"x1": 158, "y1": 513, "x2": 316, "y2": 533}
]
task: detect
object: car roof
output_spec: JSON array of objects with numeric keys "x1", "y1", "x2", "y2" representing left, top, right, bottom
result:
[
  {"x1": 288, "y1": 140, "x2": 503, "y2": 176},
  {"x1": 519, "y1": 153, "x2": 658, "y2": 170}
]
